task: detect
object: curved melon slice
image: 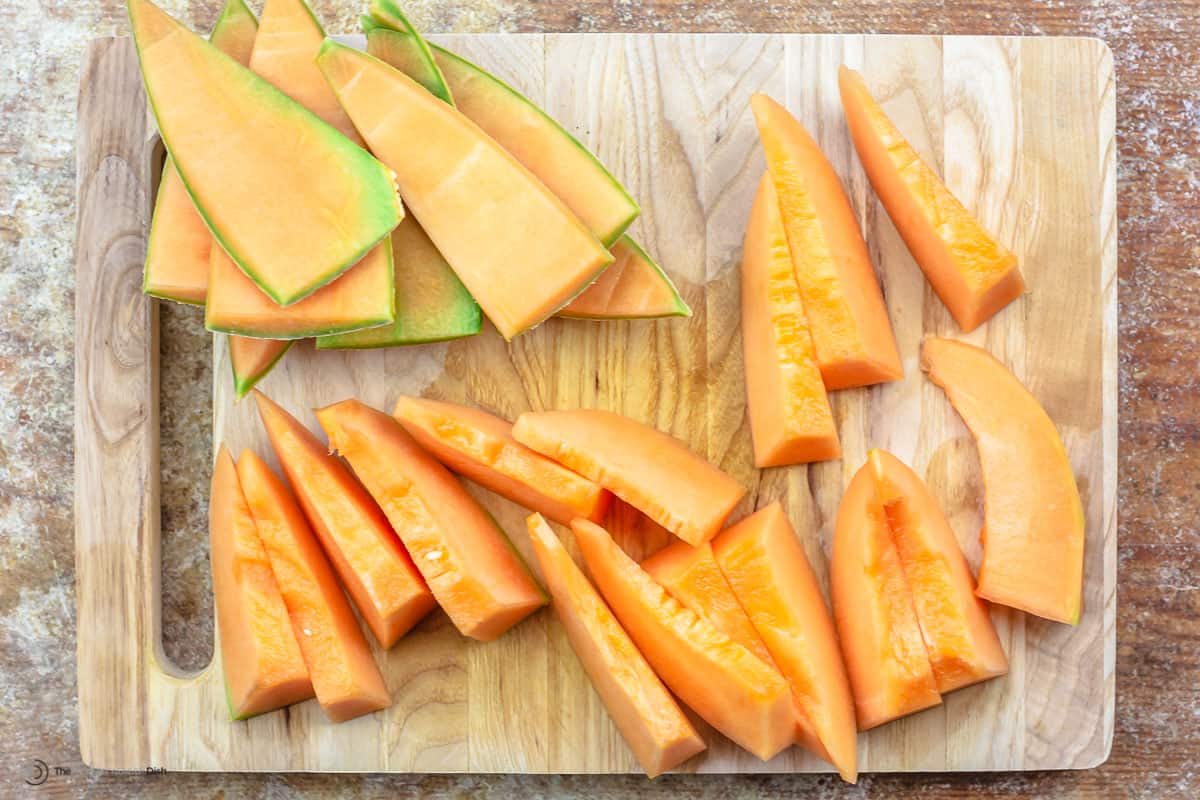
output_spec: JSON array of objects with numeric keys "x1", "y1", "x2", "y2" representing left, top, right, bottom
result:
[
  {"x1": 712, "y1": 503, "x2": 858, "y2": 782},
  {"x1": 572, "y1": 518, "x2": 796, "y2": 762},
  {"x1": 831, "y1": 461, "x2": 941, "y2": 732},
  {"x1": 741, "y1": 173, "x2": 839, "y2": 467},
  {"x1": 237, "y1": 448, "x2": 391, "y2": 722},
  {"x1": 528, "y1": 515, "x2": 706, "y2": 776},
  {"x1": 921, "y1": 338, "x2": 1085, "y2": 624},
  {"x1": 317, "y1": 41, "x2": 612, "y2": 340},
  {"x1": 228, "y1": 337, "x2": 291, "y2": 400},
  {"x1": 427, "y1": 38, "x2": 637, "y2": 246},
  {"x1": 253, "y1": 391, "x2": 435, "y2": 647},
  {"x1": 206, "y1": 237, "x2": 394, "y2": 338},
  {"x1": 142, "y1": 0, "x2": 257, "y2": 305},
  {"x1": 513, "y1": 409, "x2": 745, "y2": 546},
  {"x1": 364, "y1": 1, "x2": 453, "y2": 103},
  {"x1": 839, "y1": 68, "x2": 1024, "y2": 332},
  {"x1": 641, "y1": 540, "x2": 776, "y2": 670},
  {"x1": 558, "y1": 237, "x2": 690, "y2": 320},
  {"x1": 317, "y1": 399, "x2": 546, "y2": 641},
  {"x1": 210, "y1": 444, "x2": 313, "y2": 719},
  {"x1": 869, "y1": 449, "x2": 1009, "y2": 692},
  {"x1": 128, "y1": 0, "x2": 402, "y2": 306},
  {"x1": 391, "y1": 396, "x2": 609, "y2": 525},
  {"x1": 316, "y1": 210, "x2": 480, "y2": 349},
  {"x1": 750, "y1": 93, "x2": 901, "y2": 390}
]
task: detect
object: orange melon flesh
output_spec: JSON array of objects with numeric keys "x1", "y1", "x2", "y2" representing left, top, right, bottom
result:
[
  {"x1": 572, "y1": 518, "x2": 796, "y2": 762},
  {"x1": 209, "y1": 444, "x2": 313, "y2": 719},
  {"x1": 921, "y1": 338, "x2": 1085, "y2": 625},
  {"x1": 528, "y1": 515, "x2": 706, "y2": 777},
  {"x1": 206, "y1": 238, "x2": 394, "y2": 339},
  {"x1": 641, "y1": 540, "x2": 776, "y2": 670},
  {"x1": 838, "y1": 67, "x2": 1025, "y2": 332},
  {"x1": 750, "y1": 93, "x2": 901, "y2": 391},
  {"x1": 712, "y1": 503, "x2": 858, "y2": 782},
  {"x1": 228, "y1": 337, "x2": 291, "y2": 400},
  {"x1": 251, "y1": 0, "x2": 364, "y2": 146},
  {"x1": 741, "y1": 173, "x2": 840, "y2": 467},
  {"x1": 558, "y1": 236, "x2": 690, "y2": 320},
  {"x1": 128, "y1": 0, "x2": 403, "y2": 307},
  {"x1": 253, "y1": 391, "x2": 435, "y2": 647},
  {"x1": 317, "y1": 399, "x2": 546, "y2": 641},
  {"x1": 364, "y1": 2, "x2": 454, "y2": 104},
  {"x1": 513, "y1": 409, "x2": 745, "y2": 546},
  {"x1": 204, "y1": 0, "x2": 395, "y2": 339},
  {"x1": 236, "y1": 449, "x2": 391, "y2": 722},
  {"x1": 392, "y1": 396, "x2": 609, "y2": 526},
  {"x1": 869, "y1": 449, "x2": 1009, "y2": 692},
  {"x1": 831, "y1": 461, "x2": 941, "y2": 732},
  {"x1": 142, "y1": 0, "x2": 258, "y2": 305},
  {"x1": 316, "y1": 41, "x2": 613, "y2": 340}
]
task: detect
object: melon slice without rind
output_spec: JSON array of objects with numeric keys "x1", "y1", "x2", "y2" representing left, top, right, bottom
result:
[
  {"x1": 128, "y1": 0, "x2": 403, "y2": 306},
  {"x1": 142, "y1": 0, "x2": 258, "y2": 305},
  {"x1": 317, "y1": 40, "x2": 612, "y2": 340}
]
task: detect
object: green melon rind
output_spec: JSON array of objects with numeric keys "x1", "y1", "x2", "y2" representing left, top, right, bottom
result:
[
  {"x1": 558, "y1": 235, "x2": 692, "y2": 320},
  {"x1": 230, "y1": 340, "x2": 293, "y2": 400},
  {"x1": 143, "y1": 0, "x2": 257, "y2": 306},
  {"x1": 428, "y1": 40, "x2": 639, "y2": 248},
  {"x1": 366, "y1": 0, "x2": 453, "y2": 104},
  {"x1": 127, "y1": 0, "x2": 403, "y2": 307}
]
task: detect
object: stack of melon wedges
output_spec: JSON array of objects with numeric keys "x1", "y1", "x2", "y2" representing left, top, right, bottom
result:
[{"x1": 134, "y1": 0, "x2": 690, "y2": 398}]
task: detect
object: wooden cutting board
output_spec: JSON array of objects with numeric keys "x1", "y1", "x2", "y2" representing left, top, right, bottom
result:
[{"x1": 75, "y1": 32, "x2": 1116, "y2": 774}]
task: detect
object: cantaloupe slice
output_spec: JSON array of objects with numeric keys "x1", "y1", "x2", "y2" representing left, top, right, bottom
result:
[
  {"x1": 513, "y1": 409, "x2": 745, "y2": 546},
  {"x1": 142, "y1": 0, "x2": 257, "y2": 305},
  {"x1": 528, "y1": 515, "x2": 706, "y2": 776},
  {"x1": 741, "y1": 173, "x2": 840, "y2": 467},
  {"x1": 317, "y1": 41, "x2": 612, "y2": 340},
  {"x1": 209, "y1": 444, "x2": 313, "y2": 719},
  {"x1": 253, "y1": 391, "x2": 435, "y2": 647},
  {"x1": 558, "y1": 237, "x2": 690, "y2": 320},
  {"x1": 392, "y1": 396, "x2": 609, "y2": 526},
  {"x1": 750, "y1": 93, "x2": 901, "y2": 391},
  {"x1": 839, "y1": 68, "x2": 1025, "y2": 332},
  {"x1": 317, "y1": 399, "x2": 546, "y2": 641},
  {"x1": 363, "y1": 0, "x2": 453, "y2": 103},
  {"x1": 228, "y1": 337, "x2": 291, "y2": 400},
  {"x1": 128, "y1": 0, "x2": 402, "y2": 306},
  {"x1": 641, "y1": 540, "x2": 776, "y2": 670},
  {"x1": 712, "y1": 503, "x2": 858, "y2": 782},
  {"x1": 203, "y1": 0, "x2": 395, "y2": 338},
  {"x1": 921, "y1": 338, "x2": 1085, "y2": 624},
  {"x1": 870, "y1": 449, "x2": 1009, "y2": 692},
  {"x1": 572, "y1": 519, "x2": 796, "y2": 762},
  {"x1": 831, "y1": 460, "x2": 942, "y2": 731},
  {"x1": 236, "y1": 448, "x2": 391, "y2": 722}
]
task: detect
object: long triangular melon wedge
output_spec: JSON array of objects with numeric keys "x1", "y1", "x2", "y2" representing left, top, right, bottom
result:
[
  {"x1": 316, "y1": 19, "x2": 480, "y2": 350},
  {"x1": 368, "y1": 29, "x2": 687, "y2": 320},
  {"x1": 128, "y1": 0, "x2": 403, "y2": 306},
  {"x1": 204, "y1": 0, "x2": 395, "y2": 339},
  {"x1": 364, "y1": 0, "x2": 453, "y2": 103},
  {"x1": 317, "y1": 40, "x2": 612, "y2": 340},
  {"x1": 142, "y1": 0, "x2": 257, "y2": 305}
]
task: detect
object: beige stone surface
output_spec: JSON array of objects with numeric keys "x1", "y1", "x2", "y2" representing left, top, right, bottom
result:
[{"x1": 1, "y1": 0, "x2": 1196, "y2": 796}]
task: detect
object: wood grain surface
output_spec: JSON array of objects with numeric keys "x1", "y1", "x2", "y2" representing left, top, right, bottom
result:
[{"x1": 75, "y1": 32, "x2": 1115, "y2": 776}]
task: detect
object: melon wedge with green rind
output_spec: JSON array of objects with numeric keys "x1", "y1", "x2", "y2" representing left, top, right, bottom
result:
[
  {"x1": 317, "y1": 216, "x2": 480, "y2": 349},
  {"x1": 229, "y1": 337, "x2": 291, "y2": 400},
  {"x1": 142, "y1": 0, "x2": 257, "y2": 305},
  {"x1": 127, "y1": 0, "x2": 403, "y2": 307},
  {"x1": 559, "y1": 236, "x2": 690, "y2": 319},
  {"x1": 316, "y1": 41, "x2": 613, "y2": 340},
  {"x1": 428, "y1": 38, "x2": 638, "y2": 247},
  {"x1": 365, "y1": 0, "x2": 453, "y2": 103}
]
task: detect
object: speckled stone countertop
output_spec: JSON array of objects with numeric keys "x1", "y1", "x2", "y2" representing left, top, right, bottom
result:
[{"x1": 2, "y1": 0, "x2": 1197, "y2": 797}]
